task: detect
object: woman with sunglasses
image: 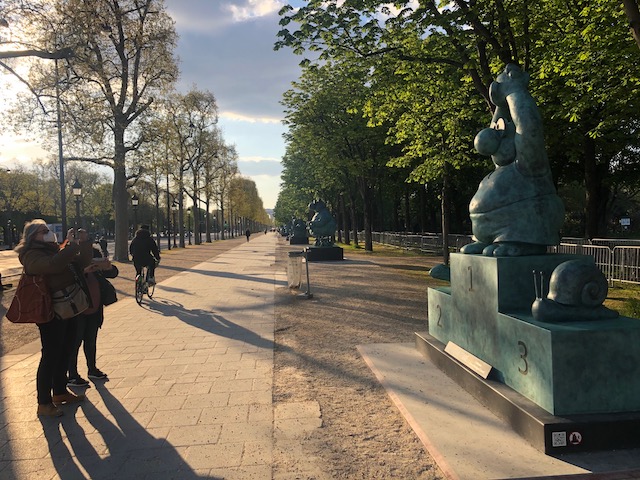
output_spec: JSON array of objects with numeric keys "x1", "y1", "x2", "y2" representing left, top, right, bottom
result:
[{"x1": 15, "y1": 219, "x2": 94, "y2": 417}]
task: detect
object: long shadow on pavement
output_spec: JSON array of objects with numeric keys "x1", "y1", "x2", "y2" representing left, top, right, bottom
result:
[
  {"x1": 40, "y1": 382, "x2": 219, "y2": 479},
  {"x1": 144, "y1": 298, "x2": 273, "y2": 350}
]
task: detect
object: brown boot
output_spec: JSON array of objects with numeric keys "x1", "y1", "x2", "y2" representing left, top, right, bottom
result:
[
  {"x1": 52, "y1": 391, "x2": 86, "y2": 406},
  {"x1": 37, "y1": 403, "x2": 63, "y2": 417}
]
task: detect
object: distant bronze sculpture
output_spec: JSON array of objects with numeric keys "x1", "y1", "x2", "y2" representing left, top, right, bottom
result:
[
  {"x1": 461, "y1": 64, "x2": 564, "y2": 257},
  {"x1": 289, "y1": 218, "x2": 309, "y2": 245},
  {"x1": 291, "y1": 218, "x2": 307, "y2": 237},
  {"x1": 308, "y1": 200, "x2": 336, "y2": 247}
]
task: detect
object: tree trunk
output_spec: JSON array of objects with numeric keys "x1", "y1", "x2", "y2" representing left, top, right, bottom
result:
[
  {"x1": 155, "y1": 184, "x2": 162, "y2": 251},
  {"x1": 112, "y1": 128, "x2": 129, "y2": 262},
  {"x1": 584, "y1": 136, "x2": 605, "y2": 239},
  {"x1": 220, "y1": 202, "x2": 225, "y2": 240},
  {"x1": 419, "y1": 186, "x2": 426, "y2": 233},
  {"x1": 393, "y1": 197, "x2": 400, "y2": 231},
  {"x1": 205, "y1": 197, "x2": 212, "y2": 242},
  {"x1": 349, "y1": 194, "x2": 359, "y2": 247},
  {"x1": 178, "y1": 174, "x2": 185, "y2": 248},
  {"x1": 340, "y1": 194, "x2": 350, "y2": 245},
  {"x1": 336, "y1": 195, "x2": 343, "y2": 243},
  {"x1": 404, "y1": 188, "x2": 410, "y2": 232},
  {"x1": 441, "y1": 171, "x2": 451, "y2": 265},
  {"x1": 193, "y1": 176, "x2": 201, "y2": 245},
  {"x1": 622, "y1": 0, "x2": 640, "y2": 49},
  {"x1": 362, "y1": 182, "x2": 373, "y2": 251}
]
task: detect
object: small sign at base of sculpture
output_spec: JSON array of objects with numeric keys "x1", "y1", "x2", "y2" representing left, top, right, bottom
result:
[{"x1": 444, "y1": 341, "x2": 492, "y2": 379}]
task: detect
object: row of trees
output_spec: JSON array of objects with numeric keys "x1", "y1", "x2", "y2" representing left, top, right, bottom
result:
[
  {"x1": 273, "y1": 0, "x2": 640, "y2": 252},
  {"x1": 0, "y1": 0, "x2": 269, "y2": 261},
  {"x1": 0, "y1": 161, "x2": 270, "y2": 248}
]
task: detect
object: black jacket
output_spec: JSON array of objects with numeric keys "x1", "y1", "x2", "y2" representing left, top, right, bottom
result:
[{"x1": 129, "y1": 229, "x2": 160, "y2": 264}]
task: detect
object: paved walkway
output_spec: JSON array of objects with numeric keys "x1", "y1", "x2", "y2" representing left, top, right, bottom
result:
[{"x1": 0, "y1": 234, "x2": 280, "y2": 479}]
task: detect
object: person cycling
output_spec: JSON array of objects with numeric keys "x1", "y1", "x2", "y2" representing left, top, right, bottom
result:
[{"x1": 129, "y1": 224, "x2": 160, "y2": 285}]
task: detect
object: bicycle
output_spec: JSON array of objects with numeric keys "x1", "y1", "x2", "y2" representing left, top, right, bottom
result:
[{"x1": 134, "y1": 264, "x2": 155, "y2": 305}]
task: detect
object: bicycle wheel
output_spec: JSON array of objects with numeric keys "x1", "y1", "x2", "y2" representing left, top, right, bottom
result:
[
  {"x1": 135, "y1": 274, "x2": 144, "y2": 305},
  {"x1": 147, "y1": 281, "x2": 155, "y2": 299}
]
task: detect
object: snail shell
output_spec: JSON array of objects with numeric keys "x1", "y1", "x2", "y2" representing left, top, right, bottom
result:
[{"x1": 547, "y1": 260, "x2": 608, "y2": 307}]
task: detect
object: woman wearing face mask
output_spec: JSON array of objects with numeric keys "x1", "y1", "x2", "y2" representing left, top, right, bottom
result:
[{"x1": 15, "y1": 219, "x2": 94, "y2": 417}]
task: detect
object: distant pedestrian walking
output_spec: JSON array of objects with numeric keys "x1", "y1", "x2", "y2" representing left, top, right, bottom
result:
[{"x1": 245, "y1": 229, "x2": 251, "y2": 242}]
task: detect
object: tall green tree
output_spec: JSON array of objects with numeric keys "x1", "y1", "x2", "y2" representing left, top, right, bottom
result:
[
  {"x1": 278, "y1": 0, "x2": 640, "y2": 240},
  {"x1": 180, "y1": 89, "x2": 219, "y2": 245},
  {"x1": 365, "y1": 39, "x2": 487, "y2": 258},
  {"x1": 531, "y1": 0, "x2": 640, "y2": 237},
  {"x1": 14, "y1": 0, "x2": 178, "y2": 260},
  {"x1": 281, "y1": 61, "x2": 392, "y2": 250}
]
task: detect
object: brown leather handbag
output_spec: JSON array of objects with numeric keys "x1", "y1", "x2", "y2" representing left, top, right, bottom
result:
[{"x1": 5, "y1": 272, "x2": 54, "y2": 324}]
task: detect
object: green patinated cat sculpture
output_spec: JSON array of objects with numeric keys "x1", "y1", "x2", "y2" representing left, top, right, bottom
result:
[
  {"x1": 461, "y1": 64, "x2": 564, "y2": 257},
  {"x1": 308, "y1": 200, "x2": 336, "y2": 247}
]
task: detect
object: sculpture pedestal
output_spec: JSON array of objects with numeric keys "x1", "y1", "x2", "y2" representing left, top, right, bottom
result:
[
  {"x1": 306, "y1": 246, "x2": 343, "y2": 262},
  {"x1": 422, "y1": 253, "x2": 640, "y2": 452},
  {"x1": 289, "y1": 237, "x2": 309, "y2": 245},
  {"x1": 416, "y1": 332, "x2": 640, "y2": 454}
]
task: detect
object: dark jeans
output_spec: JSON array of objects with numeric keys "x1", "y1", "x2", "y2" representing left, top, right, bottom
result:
[
  {"x1": 133, "y1": 259, "x2": 156, "y2": 279},
  {"x1": 37, "y1": 317, "x2": 77, "y2": 404},
  {"x1": 68, "y1": 310, "x2": 101, "y2": 378}
]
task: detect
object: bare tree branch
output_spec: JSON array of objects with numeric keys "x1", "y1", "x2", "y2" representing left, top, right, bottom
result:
[{"x1": 0, "y1": 47, "x2": 72, "y2": 60}]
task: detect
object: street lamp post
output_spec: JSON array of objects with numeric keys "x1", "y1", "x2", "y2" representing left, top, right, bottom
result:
[
  {"x1": 187, "y1": 207, "x2": 192, "y2": 245},
  {"x1": 55, "y1": 56, "x2": 68, "y2": 235},
  {"x1": 72, "y1": 178, "x2": 82, "y2": 229},
  {"x1": 166, "y1": 174, "x2": 171, "y2": 251},
  {"x1": 7, "y1": 219, "x2": 12, "y2": 249},
  {"x1": 131, "y1": 194, "x2": 139, "y2": 232},
  {"x1": 172, "y1": 202, "x2": 178, "y2": 247}
]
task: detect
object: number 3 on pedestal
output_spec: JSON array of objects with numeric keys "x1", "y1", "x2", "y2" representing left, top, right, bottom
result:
[{"x1": 518, "y1": 340, "x2": 529, "y2": 375}]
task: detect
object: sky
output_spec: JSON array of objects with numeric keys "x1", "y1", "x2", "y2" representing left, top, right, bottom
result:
[{"x1": 0, "y1": 0, "x2": 307, "y2": 210}]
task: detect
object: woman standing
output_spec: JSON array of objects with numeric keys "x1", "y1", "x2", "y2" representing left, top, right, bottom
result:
[
  {"x1": 67, "y1": 246, "x2": 117, "y2": 386},
  {"x1": 16, "y1": 220, "x2": 94, "y2": 417}
]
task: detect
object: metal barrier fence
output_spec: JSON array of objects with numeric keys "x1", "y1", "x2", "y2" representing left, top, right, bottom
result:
[
  {"x1": 551, "y1": 244, "x2": 613, "y2": 281},
  {"x1": 592, "y1": 238, "x2": 640, "y2": 248},
  {"x1": 371, "y1": 232, "x2": 474, "y2": 254},
  {"x1": 372, "y1": 232, "x2": 640, "y2": 285},
  {"x1": 613, "y1": 246, "x2": 640, "y2": 284},
  {"x1": 550, "y1": 244, "x2": 640, "y2": 285}
]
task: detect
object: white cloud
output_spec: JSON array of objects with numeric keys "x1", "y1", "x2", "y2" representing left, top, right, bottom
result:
[
  {"x1": 225, "y1": 0, "x2": 285, "y2": 22},
  {"x1": 248, "y1": 173, "x2": 282, "y2": 209},
  {"x1": 241, "y1": 155, "x2": 280, "y2": 162},
  {"x1": 0, "y1": 134, "x2": 50, "y2": 164},
  {"x1": 221, "y1": 111, "x2": 282, "y2": 124},
  {"x1": 167, "y1": 1, "x2": 284, "y2": 31}
]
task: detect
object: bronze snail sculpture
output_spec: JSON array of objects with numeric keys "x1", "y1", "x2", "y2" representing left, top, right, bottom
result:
[{"x1": 531, "y1": 260, "x2": 619, "y2": 323}]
